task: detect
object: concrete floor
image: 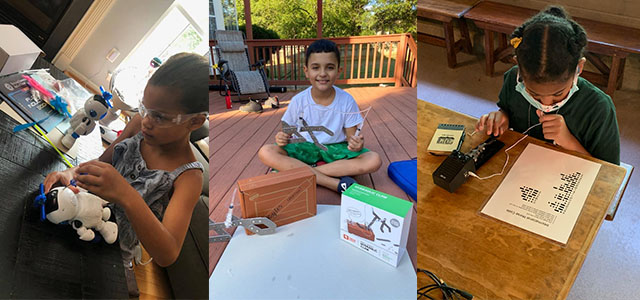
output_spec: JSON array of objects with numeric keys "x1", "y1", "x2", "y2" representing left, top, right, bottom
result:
[{"x1": 418, "y1": 41, "x2": 640, "y2": 299}]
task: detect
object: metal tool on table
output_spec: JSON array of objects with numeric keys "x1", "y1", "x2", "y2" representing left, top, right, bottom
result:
[
  {"x1": 209, "y1": 216, "x2": 277, "y2": 243},
  {"x1": 282, "y1": 117, "x2": 334, "y2": 151}
]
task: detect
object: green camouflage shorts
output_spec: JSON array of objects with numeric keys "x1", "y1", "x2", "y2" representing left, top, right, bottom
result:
[{"x1": 282, "y1": 142, "x2": 369, "y2": 164}]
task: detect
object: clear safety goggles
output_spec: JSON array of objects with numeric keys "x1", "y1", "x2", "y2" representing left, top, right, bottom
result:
[{"x1": 138, "y1": 100, "x2": 207, "y2": 128}]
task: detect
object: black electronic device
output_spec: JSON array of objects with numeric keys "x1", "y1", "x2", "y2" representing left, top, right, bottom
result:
[
  {"x1": 432, "y1": 136, "x2": 505, "y2": 193},
  {"x1": 432, "y1": 150, "x2": 475, "y2": 193},
  {"x1": 467, "y1": 136, "x2": 505, "y2": 170}
]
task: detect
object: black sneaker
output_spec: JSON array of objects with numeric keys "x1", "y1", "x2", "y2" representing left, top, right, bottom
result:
[{"x1": 337, "y1": 176, "x2": 356, "y2": 193}]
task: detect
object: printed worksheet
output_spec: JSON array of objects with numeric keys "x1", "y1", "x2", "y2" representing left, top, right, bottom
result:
[{"x1": 481, "y1": 143, "x2": 601, "y2": 244}]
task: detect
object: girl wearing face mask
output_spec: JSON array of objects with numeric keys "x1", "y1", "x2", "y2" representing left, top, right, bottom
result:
[{"x1": 475, "y1": 6, "x2": 620, "y2": 165}]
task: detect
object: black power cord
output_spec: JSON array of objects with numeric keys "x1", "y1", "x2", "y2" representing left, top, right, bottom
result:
[{"x1": 417, "y1": 268, "x2": 473, "y2": 300}]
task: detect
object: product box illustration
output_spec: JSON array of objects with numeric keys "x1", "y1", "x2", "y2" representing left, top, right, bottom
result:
[
  {"x1": 238, "y1": 167, "x2": 316, "y2": 235},
  {"x1": 340, "y1": 184, "x2": 414, "y2": 267}
]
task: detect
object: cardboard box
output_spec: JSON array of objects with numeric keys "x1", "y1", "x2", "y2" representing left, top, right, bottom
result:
[
  {"x1": 340, "y1": 184, "x2": 414, "y2": 267},
  {"x1": 0, "y1": 25, "x2": 42, "y2": 76},
  {"x1": 238, "y1": 167, "x2": 316, "y2": 234}
]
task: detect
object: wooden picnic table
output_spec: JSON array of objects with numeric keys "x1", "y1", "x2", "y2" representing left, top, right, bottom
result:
[
  {"x1": 465, "y1": 1, "x2": 640, "y2": 97},
  {"x1": 417, "y1": 0, "x2": 479, "y2": 68},
  {"x1": 417, "y1": 100, "x2": 627, "y2": 299}
]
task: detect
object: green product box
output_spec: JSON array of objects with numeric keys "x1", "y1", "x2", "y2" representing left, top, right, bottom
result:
[{"x1": 339, "y1": 184, "x2": 413, "y2": 267}]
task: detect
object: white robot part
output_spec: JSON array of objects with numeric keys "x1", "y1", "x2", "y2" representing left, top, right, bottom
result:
[
  {"x1": 99, "y1": 125, "x2": 119, "y2": 145},
  {"x1": 62, "y1": 107, "x2": 96, "y2": 149},
  {"x1": 99, "y1": 107, "x2": 120, "y2": 126},
  {"x1": 61, "y1": 94, "x2": 110, "y2": 149},
  {"x1": 45, "y1": 187, "x2": 118, "y2": 244},
  {"x1": 74, "y1": 224, "x2": 96, "y2": 242},
  {"x1": 83, "y1": 95, "x2": 109, "y2": 121}
]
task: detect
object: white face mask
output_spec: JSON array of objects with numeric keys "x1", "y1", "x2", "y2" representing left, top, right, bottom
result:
[{"x1": 515, "y1": 67, "x2": 580, "y2": 113}]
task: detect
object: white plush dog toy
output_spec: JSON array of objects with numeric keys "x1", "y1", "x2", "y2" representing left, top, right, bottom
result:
[{"x1": 35, "y1": 184, "x2": 118, "y2": 244}]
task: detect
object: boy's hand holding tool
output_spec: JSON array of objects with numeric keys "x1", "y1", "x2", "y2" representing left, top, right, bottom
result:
[
  {"x1": 348, "y1": 135, "x2": 364, "y2": 152},
  {"x1": 276, "y1": 131, "x2": 291, "y2": 147}
]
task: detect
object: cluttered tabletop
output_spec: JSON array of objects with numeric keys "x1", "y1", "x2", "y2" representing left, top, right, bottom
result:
[
  {"x1": 417, "y1": 100, "x2": 627, "y2": 299},
  {"x1": 0, "y1": 58, "x2": 127, "y2": 297}
]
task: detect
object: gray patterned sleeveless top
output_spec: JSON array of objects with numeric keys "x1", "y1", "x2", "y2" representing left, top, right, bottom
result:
[{"x1": 111, "y1": 132, "x2": 204, "y2": 262}]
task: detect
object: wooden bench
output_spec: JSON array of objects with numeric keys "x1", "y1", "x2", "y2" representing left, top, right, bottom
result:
[
  {"x1": 417, "y1": 0, "x2": 479, "y2": 68},
  {"x1": 606, "y1": 162, "x2": 633, "y2": 221},
  {"x1": 465, "y1": 1, "x2": 640, "y2": 97}
]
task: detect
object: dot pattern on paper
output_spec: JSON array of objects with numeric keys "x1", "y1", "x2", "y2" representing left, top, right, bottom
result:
[{"x1": 548, "y1": 172, "x2": 582, "y2": 214}]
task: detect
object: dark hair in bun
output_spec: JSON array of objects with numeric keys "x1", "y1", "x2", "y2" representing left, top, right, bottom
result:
[{"x1": 511, "y1": 6, "x2": 587, "y2": 83}]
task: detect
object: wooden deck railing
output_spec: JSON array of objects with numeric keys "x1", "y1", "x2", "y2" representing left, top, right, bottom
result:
[{"x1": 211, "y1": 33, "x2": 417, "y2": 87}]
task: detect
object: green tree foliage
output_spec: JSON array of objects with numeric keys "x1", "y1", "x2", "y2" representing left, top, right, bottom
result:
[
  {"x1": 239, "y1": 24, "x2": 280, "y2": 39},
  {"x1": 369, "y1": 0, "x2": 417, "y2": 35},
  {"x1": 237, "y1": 0, "x2": 316, "y2": 39},
  {"x1": 236, "y1": 0, "x2": 416, "y2": 39},
  {"x1": 322, "y1": 0, "x2": 369, "y2": 37}
]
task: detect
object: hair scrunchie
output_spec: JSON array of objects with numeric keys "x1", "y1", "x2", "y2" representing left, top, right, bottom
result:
[{"x1": 510, "y1": 37, "x2": 522, "y2": 49}]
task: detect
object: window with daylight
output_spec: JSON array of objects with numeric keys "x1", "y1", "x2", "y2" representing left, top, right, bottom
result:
[{"x1": 118, "y1": 0, "x2": 207, "y2": 74}]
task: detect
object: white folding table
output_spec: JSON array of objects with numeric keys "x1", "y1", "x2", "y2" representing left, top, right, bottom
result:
[{"x1": 210, "y1": 205, "x2": 416, "y2": 299}]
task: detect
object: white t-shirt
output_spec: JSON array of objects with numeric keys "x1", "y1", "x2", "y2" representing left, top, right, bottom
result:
[{"x1": 282, "y1": 86, "x2": 364, "y2": 144}]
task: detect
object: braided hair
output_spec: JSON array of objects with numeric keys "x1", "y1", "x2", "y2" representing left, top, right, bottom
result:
[{"x1": 512, "y1": 6, "x2": 587, "y2": 83}]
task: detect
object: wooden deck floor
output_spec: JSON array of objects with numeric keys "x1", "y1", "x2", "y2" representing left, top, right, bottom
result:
[{"x1": 209, "y1": 86, "x2": 417, "y2": 275}]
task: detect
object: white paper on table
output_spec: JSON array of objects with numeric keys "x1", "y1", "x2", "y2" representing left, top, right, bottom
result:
[
  {"x1": 210, "y1": 205, "x2": 416, "y2": 300},
  {"x1": 480, "y1": 143, "x2": 601, "y2": 244}
]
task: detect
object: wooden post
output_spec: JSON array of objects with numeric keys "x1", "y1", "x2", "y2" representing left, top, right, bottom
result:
[
  {"x1": 243, "y1": 0, "x2": 254, "y2": 65},
  {"x1": 317, "y1": 0, "x2": 323, "y2": 38},
  {"x1": 443, "y1": 20, "x2": 456, "y2": 68},
  {"x1": 606, "y1": 54, "x2": 622, "y2": 97},
  {"x1": 394, "y1": 34, "x2": 408, "y2": 86},
  {"x1": 483, "y1": 29, "x2": 495, "y2": 76},
  {"x1": 410, "y1": 36, "x2": 417, "y2": 87},
  {"x1": 243, "y1": 0, "x2": 252, "y2": 40}
]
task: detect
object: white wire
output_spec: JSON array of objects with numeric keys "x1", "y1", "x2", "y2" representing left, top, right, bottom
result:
[
  {"x1": 468, "y1": 123, "x2": 541, "y2": 180},
  {"x1": 354, "y1": 107, "x2": 372, "y2": 137},
  {"x1": 137, "y1": 257, "x2": 153, "y2": 266},
  {"x1": 134, "y1": 244, "x2": 153, "y2": 266}
]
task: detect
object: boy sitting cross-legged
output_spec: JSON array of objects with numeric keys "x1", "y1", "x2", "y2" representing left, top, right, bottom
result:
[{"x1": 258, "y1": 39, "x2": 381, "y2": 193}]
